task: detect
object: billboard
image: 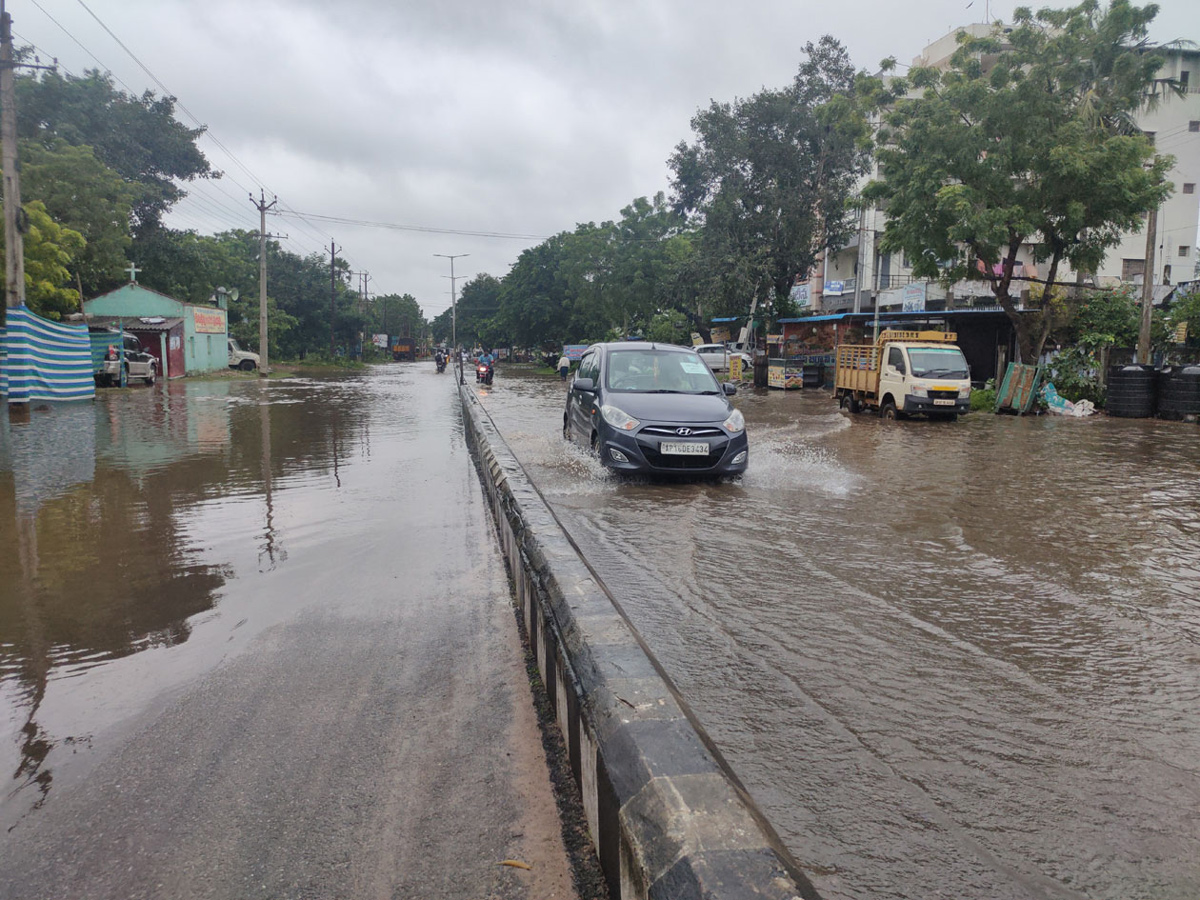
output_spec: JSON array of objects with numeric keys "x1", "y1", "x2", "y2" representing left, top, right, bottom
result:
[
  {"x1": 192, "y1": 307, "x2": 226, "y2": 334},
  {"x1": 563, "y1": 344, "x2": 589, "y2": 361}
]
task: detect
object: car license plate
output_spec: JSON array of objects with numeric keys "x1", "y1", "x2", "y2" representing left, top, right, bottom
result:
[
  {"x1": 933, "y1": 398, "x2": 956, "y2": 406},
  {"x1": 660, "y1": 441, "x2": 708, "y2": 455}
]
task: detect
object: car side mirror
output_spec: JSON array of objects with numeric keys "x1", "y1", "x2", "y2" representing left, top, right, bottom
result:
[
  {"x1": 895, "y1": 362, "x2": 906, "y2": 375},
  {"x1": 722, "y1": 382, "x2": 737, "y2": 396},
  {"x1": 573, "y1": 377, "x2": 596, "y2": 392}
]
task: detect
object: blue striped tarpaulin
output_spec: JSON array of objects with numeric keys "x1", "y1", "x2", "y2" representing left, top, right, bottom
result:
[{"x1": 0, "y1": 305, "x2": 96, "y2": 403}]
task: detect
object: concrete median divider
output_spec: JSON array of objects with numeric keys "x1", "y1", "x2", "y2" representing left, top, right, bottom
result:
[{"x1": 459, "y1": 385, "x2": 820, "y2": 900}]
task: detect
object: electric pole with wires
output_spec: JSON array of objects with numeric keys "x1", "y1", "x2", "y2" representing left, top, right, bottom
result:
[{"x1": 250, "y1": 190, "x2": 279, "y2": 375}]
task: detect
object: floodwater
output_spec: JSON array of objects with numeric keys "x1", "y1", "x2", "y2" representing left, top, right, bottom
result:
[
  {"x1": 477, "y1": 367, "x2": 1200, "y2": 900},
  {"x1": 0, "y1": 371, "x2": 429, "y2": 831}
]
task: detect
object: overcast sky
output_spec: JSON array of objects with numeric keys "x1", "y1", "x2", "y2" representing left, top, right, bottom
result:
[{"x1": 11, "y1": 0, "x2": 1198, "y2": 320}]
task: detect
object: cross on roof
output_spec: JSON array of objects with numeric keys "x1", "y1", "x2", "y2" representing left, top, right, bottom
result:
[{"x1": 126, "y1": 262, "x2": 141, "y2": 283}]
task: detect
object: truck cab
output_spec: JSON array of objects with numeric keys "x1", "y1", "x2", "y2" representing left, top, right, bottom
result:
[
  {"x1": 878, "y1": 341, "x2": 971, "y2": 418},
  {"x1": 835, "y1": 330, "x2": 971, "y2": 420}
]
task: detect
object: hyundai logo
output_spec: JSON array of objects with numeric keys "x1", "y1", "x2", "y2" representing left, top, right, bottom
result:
[{"x1": 675, "y1": 427, "x2": 692, "y2": 436}]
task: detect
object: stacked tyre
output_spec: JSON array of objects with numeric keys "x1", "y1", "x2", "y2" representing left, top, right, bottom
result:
[{"x1": 1106, "y1": 365, "x2": 1156, "y2": 418}]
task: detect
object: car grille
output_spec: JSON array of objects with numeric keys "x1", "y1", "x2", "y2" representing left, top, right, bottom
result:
[
  {"x1": 639, "y1": 425, "x2": 725, "y2": 438},
  {"x1": 929, "y1": 390, "x2": 959, "y2": 400}
]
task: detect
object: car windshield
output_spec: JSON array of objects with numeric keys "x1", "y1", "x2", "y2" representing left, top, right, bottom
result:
[
  {"x1": 908, "y1": 347, "x2": 969, "y2": 379},
  {"x1": 605, "y1": 348, "x2": 720, "y2": 394}
]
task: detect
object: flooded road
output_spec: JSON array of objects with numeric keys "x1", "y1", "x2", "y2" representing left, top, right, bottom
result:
[
  {"x1": 478, "y1": 367, "x2": 1200, "y2": 900},
  {"x1": 0, "y1": 368, "x2": 577, "y2": 900}
]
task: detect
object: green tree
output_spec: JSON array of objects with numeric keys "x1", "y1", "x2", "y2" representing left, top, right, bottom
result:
[
  {"x1": 16, "y1": 201, "x2": 86, "y2": 320},
  {"x1": 670, "y1": 36, "x2": 869, "y2": 321},
  {"x1": 19, "y1": 141, "x2": 136, "y2": 295},
  {"x1": 862, "y1": 1, "x2": 1178, "y2": 363},
  {"x1": 16, "y1": 70, "x2": 212, "y2": 239}
]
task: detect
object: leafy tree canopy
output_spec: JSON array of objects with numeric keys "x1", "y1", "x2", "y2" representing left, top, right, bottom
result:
[
  {"x1": 670, "y1": 36, "x2": 870, "y2": 317},
  {"x1": 15, "y1": 69, "x2": 213, "y2": 236},
  {"x1": 862, "y1": 0, "x2": 1179, "y2": 362}
]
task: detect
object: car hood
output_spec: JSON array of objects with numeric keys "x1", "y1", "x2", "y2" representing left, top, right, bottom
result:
[{"x1": 605, "y1": 391, "x2": 733, "y2": 424}]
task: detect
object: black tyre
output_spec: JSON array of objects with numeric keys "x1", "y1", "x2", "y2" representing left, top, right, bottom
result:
[
  {"x1": 239, "y1": 358, "x2": 256, "y2": 371},
  {"x1": 880, "y1": 400, "x2": 899, "y2": 420},
  {"x1": 840, "y1": 393, "x2": 860, "y2": 414},
  {"x1": 144, "y1": 364, "x2": 157, "y2": 385}
]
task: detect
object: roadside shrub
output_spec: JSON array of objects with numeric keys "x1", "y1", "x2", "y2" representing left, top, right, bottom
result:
[{"x1": 970, "y1": 388, "x2": 996, "y2": 411}]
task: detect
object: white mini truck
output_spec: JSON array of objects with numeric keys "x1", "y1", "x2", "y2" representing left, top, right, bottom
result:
[{"x1": 834, "y1": 330, "x2": 971, "y2": 420}]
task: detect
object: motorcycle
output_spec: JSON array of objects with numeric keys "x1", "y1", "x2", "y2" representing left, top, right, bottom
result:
[
  {"x1": 435, "y1": 355, "x2": 446, "y2": 373},
  {"x1": 475, "y1": 361, "x2": 494, "y2": 385}
]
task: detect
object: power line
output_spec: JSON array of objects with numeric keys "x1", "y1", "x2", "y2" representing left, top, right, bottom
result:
[{"x1": 274, "y1": 209, "x2": 548, "y2": 241}]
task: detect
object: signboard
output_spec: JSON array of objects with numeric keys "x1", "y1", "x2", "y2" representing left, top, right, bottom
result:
[
  {"x1": 691, "y1": 332, "x2": 703, "y2": 346},
  {"x1": 790, "y1": 283, "x2": 811, "y2": 307},
  {"x1": 728, "y1": 355, "x2": 742, "y2": 381},
  {"x1": 711, "y1": 326, "x2": 731, "y2": 343},
  {"x1": 372, "y1": 333, "x2": 389, "y2": 348},
  {"x1": 192, "y1": 307, "x2": 226, "y2": 334},
  {"x1": 902, "y1": 282, "x2": 927, "y2": 312},
  {"x1": 824, "y1": 280, "x2": 846, "y2": 296},
  {"x1": 563, "y1": 344, "x2": 589, "y2": 361}
]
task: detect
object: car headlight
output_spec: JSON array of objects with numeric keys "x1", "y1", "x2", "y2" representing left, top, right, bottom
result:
[
  {"x1": 959, "y1": 386, "x2": 972, "y2": 398},
  {"x1": 723, "y1": 408, "x2": 745, "y2": 433},
  {"x1": 600, "y1": 404, "x2": 640, "y2": 431}
]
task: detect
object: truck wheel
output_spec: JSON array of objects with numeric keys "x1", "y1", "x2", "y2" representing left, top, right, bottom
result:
[
  {"x1": 880, "y1": 400, "x2": 899, "y2": 420},
  {"x1": 840, "y1": 394, "x2": 859, "y2": 414},
  {"x1": 239, "y1": 359, "x2": 256, "y2": 371}
]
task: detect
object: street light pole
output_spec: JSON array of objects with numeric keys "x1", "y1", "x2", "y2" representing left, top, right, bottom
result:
[{"x1": 434, "y1": 253, "x2": 468, "y2": 384}]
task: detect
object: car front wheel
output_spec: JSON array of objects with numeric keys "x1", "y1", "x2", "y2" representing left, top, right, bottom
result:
[
  {"x1": 881, "y1": 400, "x2": 899, "y2": 420},
  {"x1": 144, "y1": 364, "x2": 156, "y2": 385},
  {"x1": 239, "y1": 359, "x2": 256, "y2": 371}
]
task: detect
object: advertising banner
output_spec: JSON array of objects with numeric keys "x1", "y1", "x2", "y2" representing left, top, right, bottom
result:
[
  {"x1": 192, "y1": 307, "x2": 226, "y2": 334},
  {"x1": 711, "y1": 326, "x2": 731, "y2": 343},
  {"x1": 563, "y1": 344, "x2": 589, "y2": 361},
  {"x1": 902, "y1": 282, "x2": 927, "y2": 312},
  {"x1": 372, "y1": 333, "x2": 389, "y2": 348}
]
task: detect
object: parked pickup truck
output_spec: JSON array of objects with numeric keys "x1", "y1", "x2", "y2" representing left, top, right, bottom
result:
[
  {"x1": 88, "y1": 328, "x2": 157, "y2": 386},
  {"x1": 228, "y1": 337, "x2": 260, "y2": 370},
  {"x1": 834, "y1": 330, "x2": 970, "y2": 420}
]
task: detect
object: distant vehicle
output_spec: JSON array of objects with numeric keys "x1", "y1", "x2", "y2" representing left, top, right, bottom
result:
[
  {"x1": 89, "y1": 330, "x2": 157, "y2": 386},
  {"x1": 694, "y1": 343, "x2": 753, "y2": 373},
  {"x1": 228, "y1": 338, "x2": 260, "y2": 371},
  {"x1": 563, "y1": 341, "x2": 748, "y2": 476},
  {"x1": 834, "y1": 330, "x2": 971, "y2": 420},
  {"x1": 392, "y1": 337, "x2": 416, "y2": 361}
]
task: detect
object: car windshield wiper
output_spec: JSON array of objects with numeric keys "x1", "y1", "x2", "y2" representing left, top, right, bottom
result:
[
  {"x1": 646, "y1": 389, "x2": 686, "y2": 393},
  {"x1": 697, "y1": 389, "x2": 721, "y2": 395}
]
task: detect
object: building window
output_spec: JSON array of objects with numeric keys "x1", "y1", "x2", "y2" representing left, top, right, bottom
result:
[
  {"x1": 1180, "y1": 246, "x2": 1191, "y2": 258},
  {"x1": 1190, "y1": 121, "x2": 1200, "y2": 133},
  {"x1": 1181, "y1": 70, "x2": 1189, "y2": 90},
  {"x1": 1184, "y1": 183, "x2": 1196, "y2": 194},
  {"x1": 1122, "y1": 258, "x2": 1145, "y2": 280}
]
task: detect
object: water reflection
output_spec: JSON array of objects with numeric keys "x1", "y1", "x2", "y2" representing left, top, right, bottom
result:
[{"x1": 0, "y1": 374, "x2": 371, "y2": 823}]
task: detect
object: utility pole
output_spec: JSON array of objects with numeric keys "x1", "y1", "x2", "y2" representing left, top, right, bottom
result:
[
  {"x1": 434, "y1": 253, "x2": 468, "y2": 384},
  {"x1": 250, "y1": 190, "x2": 278, "y2": 376},
  {"x1": 2, "y1": 2, "x2": 26, "y2": 325},
  {"x1": 1137, "y1": 205, "x2": 1158, "y2": 366},
  {"x1": 329, "y1": 240, "x2": 341, "y2": 357}
]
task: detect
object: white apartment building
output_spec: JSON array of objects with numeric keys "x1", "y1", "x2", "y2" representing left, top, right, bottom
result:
[{"x1": 810, "y1": 25, "x2": 1200, "y2": 314}]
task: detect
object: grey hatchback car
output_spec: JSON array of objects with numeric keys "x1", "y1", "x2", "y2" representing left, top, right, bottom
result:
[{"x1": 563, "y1": 342, "x2": 748, "y2": 476}]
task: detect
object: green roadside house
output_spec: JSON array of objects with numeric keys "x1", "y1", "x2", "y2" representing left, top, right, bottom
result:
[{"x1": 83, "y1": 282, "x2": 229, "y2": 378}]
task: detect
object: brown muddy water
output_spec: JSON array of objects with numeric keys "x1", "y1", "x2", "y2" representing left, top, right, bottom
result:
[
  {"x1": 476, "y1": 366, "x2": 1200, "y2": 900},
  {"x1": 3, "y1": 365, "x2": 1197, "y2": 900},
  {"x1": 0, "y1": 370, "x2": 464, "y2": 833}
]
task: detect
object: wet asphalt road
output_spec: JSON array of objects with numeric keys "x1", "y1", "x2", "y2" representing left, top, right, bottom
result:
[{"x1": 0, "y1": 368, "x2": 576, "y2": 900}]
